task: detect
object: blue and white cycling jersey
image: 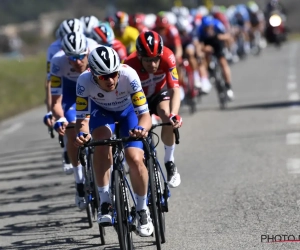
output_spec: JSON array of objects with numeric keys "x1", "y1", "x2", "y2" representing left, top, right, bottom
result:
[
  {"x1": 50, "y1": 42, "x2": 98, "y2": 123},
  {"x1": 76, "y1": 64, "x2": 149, "y2": 149},
  {"x1": 46, "y1": 37, "x2": 98, "y2": 80},
  {"x1": 197, "y1": 19, "x2": 226, "y2": 41}
]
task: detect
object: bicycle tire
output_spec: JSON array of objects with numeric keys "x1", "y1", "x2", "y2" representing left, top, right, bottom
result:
[
  {"x1": 88, "y1": 149, "x2": 106, "y2": 245},
  {"x1": 86, "y1": 203, "x2": 93, "y2": 228},
  {"x1": 147, "y1": 156, "x2": 161, "y2": 250},
  {"x1": 83, "y1": 164, "x2": 93, "y2": 228},
  {"x1": 114, "y1": 170, "x2": 133, "y2": 250},
  {"x1": 154, "y1": 161, "x2": 166, "y2": 244}
]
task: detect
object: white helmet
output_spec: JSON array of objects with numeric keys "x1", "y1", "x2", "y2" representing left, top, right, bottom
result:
[
  {"x1": 176, "y1": 16, "x2": 193, "y2": 33},
  {"x1": 61, "y1": 32, "x2": 88, "y2": 56},
  {"x1": 59, "y1": 18, "x2": 83, "y2": 39},
  {"x1": 80, "y1": 15, "x2": 99, "y2": 36},
  {"x1": 88, "y1": 46, "x2": 120, "y2": 75}
]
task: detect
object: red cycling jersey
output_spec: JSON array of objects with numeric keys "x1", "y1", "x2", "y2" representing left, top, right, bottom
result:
[
  {"x1": 112, "y1": 39, "x2": 127, "y2": 61},
  {"x1": 213, "y1": 12, "x2": 231, "y2": 31},
  {"x1": 153, "y1": 25, "x2": 182, "y2": 53},
  {"x1": 124, "y1": 46, "x2": 180, "y2": 97}
]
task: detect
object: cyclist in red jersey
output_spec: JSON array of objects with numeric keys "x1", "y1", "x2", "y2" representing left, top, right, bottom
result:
[
  {"x1": 91, "y1": 22, "x2": 127, "y2": 62},
  {"x1": 153, "y1": 14, "x2": 183, "y2": 63},
  {"x1": 124, "y1": 31, "x2": 182, "y2": 188},
  {"x1": 129, "y1": 13, "x2": 149, "y2": 33}
]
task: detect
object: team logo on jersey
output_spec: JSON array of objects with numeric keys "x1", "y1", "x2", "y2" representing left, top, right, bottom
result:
[
  {"x1": 76, "y1": 97, "x2": 88, "y2": 111},
  {"x1": 50, "y1": 75, "x2": 61, "y2": 88},
  {"x1": 131, "y1": 91, "x2": 146, "y2": 107},
  {"x1": 170, "y1": 67, "x2": 178, "y2": 81}
]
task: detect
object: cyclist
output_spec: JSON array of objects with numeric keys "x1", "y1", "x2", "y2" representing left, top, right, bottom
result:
[
  {"x1": 75, "y1": 46, "x2": 154, "y2": 237},
  {"x1": 197, "y1": 15, "x2": 234, "y2": 100},
  {"x1": 50, "y1": 32, "x2": 98, "y2": 210},
  {"x1": 176, "y1": 16, "x2": 212, "y2": 93},
  {"x1": 113, "y1": 11, "x2": 139, "y2": 54},
  {"x1": 44, "y1": 18, "x2": 84, "y2": 175},
  {"x1": 129, "y1": 13, "x2": 149, "y2": 33},
  {"x1": 124, "y1": 31, "x2": 182, "y2": 188},
  {"x1": 80, "y1": 15, "x2": 99, "y2": 38},
  {"x1": 44, "y1": 18, "x2": 97, "y2": 175},
  {"x1": 153, "y1": 12, "x2": 182, "y2": 63},
  {"x1": 91, "y1": 22, "x2": 127, "y2": 62}
]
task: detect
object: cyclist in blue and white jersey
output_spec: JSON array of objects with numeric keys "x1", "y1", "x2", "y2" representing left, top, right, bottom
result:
[
  {"x1": 74, "y1": 46, "x2": 154, "y2": 237},
  {"x1": 50, "y1": 32, "x2": 98, "y2": 210},
  {"x1": 43, "y1": 18, "x2": 97, "y2": 175}
]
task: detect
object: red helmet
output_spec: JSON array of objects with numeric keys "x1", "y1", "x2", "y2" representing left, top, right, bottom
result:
[
  {"x1": 129, "y1": 13, "x2": 145, "y2": 28},
  {"x1": 136, "y1": 31, "x2": 163, "y2": 57},
  {"x1": 155, "y1": 15, "x2": 169, "y2": 28},
  {"x1": 104, "y1": 16, "x2": 115, "y2": 28}
]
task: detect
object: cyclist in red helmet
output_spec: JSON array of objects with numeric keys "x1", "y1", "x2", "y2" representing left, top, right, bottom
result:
[
  {"x1": 153, "y1": 14, "x2": 183, "y2": 63},
  {"x1": 124, "y1": 30, "x2": 182, "y2": 188},
  {"x1": 129, "y1": 13, "x2": 148, "y2": 33}
]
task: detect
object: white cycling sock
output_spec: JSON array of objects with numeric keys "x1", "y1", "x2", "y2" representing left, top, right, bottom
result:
[
  {"x1": 74, "y1": 165, "x2": 84, "y2": 183},
  {"x1": 98, "y1": 185, "x2": 111, "y2": 205},
  {"x1": 164, "y1": 144, "x2": 175, "y2": 163},
  {"x1": 135, "y1": 194, "x2": 147, "y2": 211}
]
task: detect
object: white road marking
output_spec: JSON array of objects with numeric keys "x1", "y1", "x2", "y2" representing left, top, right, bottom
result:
[
  {"x1": 287, "y1": 82, "x2": 297, "y2": 91},
  {"x1": 287, "y1": 158, "x2": 300, "y2": 174},
  {"x1": 286, "y1": 133, "x2": 300, "y2": 145},
  {"x1": 0, "y1": 122, "x2": 23, "y2": 140},
  {"x1": 288, "y1": 92, "x2": 300, "y2": 101},
  {"x1": 288, "y1": 115, "x2": 300, "y2": 125}
]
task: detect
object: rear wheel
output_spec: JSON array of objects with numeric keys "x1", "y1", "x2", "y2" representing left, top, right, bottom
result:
[{"x1": 88, "y1": 149, "x2": 106, "y2": 244}]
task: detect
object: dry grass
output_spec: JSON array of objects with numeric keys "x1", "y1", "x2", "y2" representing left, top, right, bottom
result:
[{"x1": 0, "y1": 54, "x2": 46, "y2": 121}]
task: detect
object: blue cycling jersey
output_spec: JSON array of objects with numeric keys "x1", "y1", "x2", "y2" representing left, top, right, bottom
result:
[{"x1": 197, "y1": 19, "x2": 226, "y2": 41}]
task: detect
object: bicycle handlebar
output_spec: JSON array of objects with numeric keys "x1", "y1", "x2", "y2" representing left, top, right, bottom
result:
[
  {"x1": 149, "y1": 122, "x2": 180, "y2": 145},
  {"x1": 77, "y1": 137, "x2": 151, "y2": 167},
  {"x1": 48, "y1": 126, "x2": 54, "y2": 139}
]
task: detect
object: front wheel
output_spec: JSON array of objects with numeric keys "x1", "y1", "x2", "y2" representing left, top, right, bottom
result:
[
  {"x1": 147, "y1": 157, "x2": 161, "y2": 250},
  {"x1": 114, "y1": 170, "x2": 133, "y2": 250}
]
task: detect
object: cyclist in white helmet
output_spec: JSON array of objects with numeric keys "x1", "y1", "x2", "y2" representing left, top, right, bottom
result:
[
  {"x1": 50, "y1": 32, "x2": 98, "y2": 210},
  {"x1": 80, "y1": 15, "x2": 99, "y2": 38},
  {"x1": 75, "y1": 46, "x2": 154, "y2": 237},
  {"x1": 43, "y1": 18, "x2": 98, "y2": 175}
]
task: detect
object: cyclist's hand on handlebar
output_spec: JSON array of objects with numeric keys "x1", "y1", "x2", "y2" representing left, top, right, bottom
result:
[
  {"x1": 75, "y1": 132, "x2": 91, "y2": 147},
  {"x1": 169, "y1": 114, "x2": 182, "y2": 128},
  {"x1": 54, "y1": 117, "x2": 68, "y2": 136},
  {"x1": 43, "y1": 111, "x2": 54, "y2": 127},
  {"x1": 129, "y1": 125, "x2": 148, "y2": 138}
]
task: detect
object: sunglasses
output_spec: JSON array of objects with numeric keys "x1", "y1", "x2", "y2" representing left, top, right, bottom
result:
[
  {"x1": 95, "y1": 71, "x2": 119, "y2": 80},
  {"x1": 68, "y1": 54, "x2": 87, "y2": 61},
  {"x1": 142, "y1": 56, "x2": 161, "y2": 63}
]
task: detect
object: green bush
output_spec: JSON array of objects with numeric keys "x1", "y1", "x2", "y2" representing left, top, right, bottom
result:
[{"x1": 0, "y1": 54, "x2": 46, "y2": 121}]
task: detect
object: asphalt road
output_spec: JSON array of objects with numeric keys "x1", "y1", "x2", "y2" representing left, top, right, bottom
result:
[{"x1": 1, "y1": 41, "x2": 300, "y2": 250}]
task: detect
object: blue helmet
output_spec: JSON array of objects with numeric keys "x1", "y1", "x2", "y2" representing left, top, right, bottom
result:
[
  {"x1": 91, "y1": 22, "x2": 115, "y2": 45},
  {"x1": 201, "y1": 15, "x2": 215, "y2": 28}
]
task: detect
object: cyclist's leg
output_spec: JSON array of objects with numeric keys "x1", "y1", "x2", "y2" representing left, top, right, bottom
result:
[
  {"x1": 211, "y1": 38, "x2": 234, "y2": 100},
  {"x1": 151, "y1": 91, "x2": 181, "y2": 188},
  {"x1": 120, "y1": 105, "x2": 153, "y2": 237},
  {"x1": 63, "y1": 100, "x2": 87, "y2": 209},
  {"x1": 89, "y1": 106, "x2": 114, "y2": 224}
]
